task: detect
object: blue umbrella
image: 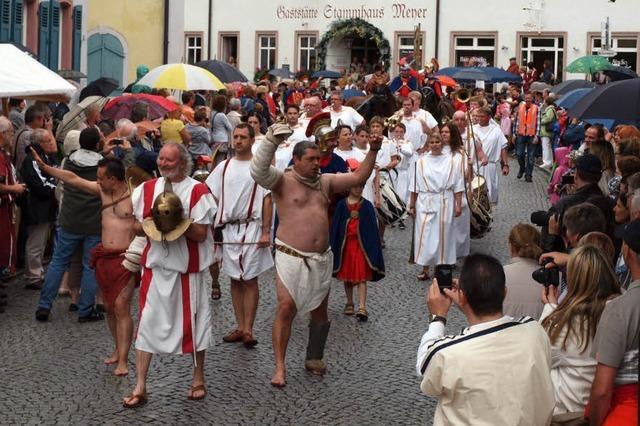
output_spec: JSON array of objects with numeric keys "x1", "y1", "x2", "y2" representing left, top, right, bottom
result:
[
  {"x1": 555, "y1": 88, "x2": 593, "y2": 109},
  {"x1": 312, "y1": 70, "x2": 342, "y2": 79},
  {"x1": 550, "y1": 79, "x2": 596, "y2": 96},
  {"x1": 435, "y1": 67, "x2": 522, "y2": 83},
  {"x1": 603, "y1": 66, "x2": 638, "y2": 81},
  {"x1": 268, "y1": 68, "x2": 294, "y2": 79},
  {"x1": 342, "y1": 89, "x2": 365, "y2": 100}
]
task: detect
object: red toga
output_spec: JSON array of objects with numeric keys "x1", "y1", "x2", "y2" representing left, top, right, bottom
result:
[
  {"x1": 336, "y1": 201, "x2": 372, "y2": 282},
  {"x1": 90, "y1": 243, "x2": 133, "y2": 310}
]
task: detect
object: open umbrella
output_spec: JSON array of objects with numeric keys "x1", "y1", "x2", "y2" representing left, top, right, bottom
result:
[
  {"x1": 429, "y1": 75, "x2": 457, "y2": 88},
  {"x1": 137, "y1": 63, "x2": 225, "y2": 91},
  {"x1": 268, "y1": 68, "x2": 295, "y2": 79},
  {"x1": 342, "y1": 88, "x2": 366, "y2": 101},
  {"x1": 312, "y1": 70, "x2": 342, "y2": 79},
  {"x1": 569, "y1": 78, "x2": 640, "y2": 125},
  {"x1": 79, "y1": 77, "x2": 119, "y2": 101},
  {"x1": 603, "y1": 66, "x2": 638, "y2": 81},
  {"x1": 102, "y1": 94, "x2": 178, "y2": 121},
  {"x1": 550, "y1": 79, "x2": 597, "y2": 96},
  {"x1": 195, "y1": 59, "x2": 248, "y2": 83},
  {"x1": 55, "y1": 95, "x2": 108, "y2": 142},
  {"x1": 435, "y1": 67, "x2": 521, "y2": 83},
  {"x1": 555, "y1": 88, "x2": 593, "y2": 110},
  {"x1": 566, "y1": 55, "x2": 613, "y2": 74},
  {"x1": 529, "y1": 81, "x2": 552, "y2": 92}
]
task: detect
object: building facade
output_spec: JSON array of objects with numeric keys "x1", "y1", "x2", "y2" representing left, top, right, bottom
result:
[{"x1": 183, "y1": 0, "x2": 640, "y2": 81}]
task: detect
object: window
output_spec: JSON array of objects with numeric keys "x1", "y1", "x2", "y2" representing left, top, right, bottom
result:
[
  {"x1": 0, "y1": 0, "x2": 22, "y2": 43},
  {"x1": 256, "y1": 32, "x2": 276, "y2": 70},
  {"x1": 590, "y1": 35, "x2": 638, "y2": 71},
  {"x1": 453, "y1": 34, "x2": 496, "y2": 67},
  {"x1": 519, "y1": 35, "x2": 565, "y2": 81},
  {"x1": 297, "y1": 34, "x2": 316, "y2": 71},
  {"x1": 391, "y1": 31, "x2": 426, "y2": 71},
  {"x1": 185, "y1": 33, "x2": 203, "y2": 65},
  {"x1": 219, "y1": 32, "x2": 239, "y2": 67}
]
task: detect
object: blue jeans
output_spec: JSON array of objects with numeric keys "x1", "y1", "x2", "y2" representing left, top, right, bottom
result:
[
  {"x1": 516, "y1": 136, "x2": 536, "y2": 178},
  {"x1": 38, "y1": 228, "x2": 101, "y2": 317}
]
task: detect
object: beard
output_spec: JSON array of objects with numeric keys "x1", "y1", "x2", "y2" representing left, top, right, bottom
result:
[{"x1": 159, "y1": 167, "x2": 180, "y2": 179}]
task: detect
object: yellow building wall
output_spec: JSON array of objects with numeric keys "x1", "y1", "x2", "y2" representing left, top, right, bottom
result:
[{"x1": 87, "y1": 0, "x2": 164, "y2": 84}]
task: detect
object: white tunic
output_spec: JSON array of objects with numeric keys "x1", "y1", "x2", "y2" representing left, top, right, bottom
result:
[
  {"x1": 410, "y1": 152, "x2": 464, "y2": 266},
  {"x1": 132, "y1": 177, "x2": 216, "y2": 355},
  {"x1": 451, "y1": 148, "x2": 471, "y2": 258},
  {"x1": 252, "y1": 140, "x2": 294, "y2": 171},
  {"x1": 206, "y1": 158, "x2": 273, "y2": 281},
  {"x1": 413, "y1": 108, "x2": 439, "y2": 131},
  {"x1": 401, "y1": 116, "x2": 426, "y2": 153},
  {"x1": 391, "y1": 138, "x2": 414, "y2": 203},
  {"x1": 334, "y1": 147, "x2": 376, "y2": 205},
  {"x1": 325, "y1": 106, "x2": 364, "y2": 130},
  {"x1": 472, "y1": 122, "x2": 507, "y2": 205}
]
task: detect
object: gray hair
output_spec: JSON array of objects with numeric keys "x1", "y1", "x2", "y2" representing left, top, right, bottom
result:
[
  {"x1": 229, "y1": 98, "x2": 241, "y2": 110},
  {"x1": 0, "y1": 116, "x2": 11, "y2": 133},
  {"x1": 116, "y1": 118, "x2": 137, "y2": 141},
  {"x1": 30, "y1": 128, "x2": 50, "y2": 145},
  {"x1": 163, "y1": 142, "x2": 193, "y2": 176},
  {"x1": 292, "y1": 140, "x2": 319, "y2": 160}
]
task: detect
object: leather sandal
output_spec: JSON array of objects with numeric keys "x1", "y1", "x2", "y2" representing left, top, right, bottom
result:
[
  {"x1": 417, "y1": 271, "x2": 430, "y2": 281},
  {"x1": 123, "y1": 392, "x2": 148, "y2": 409},
  {"x1": 187, "y1": 384, "x2": 206, "y2": 401},
  {"x1": 222, "y1": 329, "x2": 244, "y2": 343},
  {"x1": 355, "y1": 308, "x2": 369, "y2": 322},
  {"x1": 242, "y1": 333, "x2": 258, "y2": 348},
  {"x1": 211, "y1": 286, "x2": 221, "y2": 300},
  {"x1": 343, "y1": 303, "x2": 355, "y2": 316}
]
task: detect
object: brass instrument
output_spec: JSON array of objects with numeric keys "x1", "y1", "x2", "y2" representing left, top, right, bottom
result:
[
  {"x1": 452, "y1": 88, "x2": 471, "y2": 104},
  {"x1": 384, "y1": 114, "x2": 401, "y2": 129}
]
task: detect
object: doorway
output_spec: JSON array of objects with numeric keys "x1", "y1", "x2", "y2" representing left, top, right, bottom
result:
[{"x1": 350, "y1": 37, "x2": 380, "y2": 74}]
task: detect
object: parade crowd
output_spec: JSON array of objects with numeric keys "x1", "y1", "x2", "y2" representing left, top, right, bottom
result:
[{"x1": 0, "y1": 59, "x2": 638, "y2": 425}]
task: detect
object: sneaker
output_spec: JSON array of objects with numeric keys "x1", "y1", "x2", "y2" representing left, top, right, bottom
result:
[
  {"x1": 78, "y1": 309, "x2": 105, "y2": 323},
  {"x1": 35, "y1": 307, "x2": 50, "y2": 322}
]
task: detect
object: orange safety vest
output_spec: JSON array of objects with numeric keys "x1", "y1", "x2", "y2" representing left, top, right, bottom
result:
[{"x1": 517, "y1": 103, "x2": 539, "y2": 137}]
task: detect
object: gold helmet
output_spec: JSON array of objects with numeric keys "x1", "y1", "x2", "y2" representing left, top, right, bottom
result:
[
  {"x1": 305, "y1": 112, "x2": 335, "y2": 153},
  {"x1": 142, "y1": 179, "x2": 193, "y2": 242}
]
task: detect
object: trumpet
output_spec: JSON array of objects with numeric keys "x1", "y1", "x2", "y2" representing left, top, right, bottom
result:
[
  {"x1": 453, "y1": 88, "x2": 471, "y2": 104},
  {"x1": 384, "y1": 114, "x2": 401, "y2": 128}
]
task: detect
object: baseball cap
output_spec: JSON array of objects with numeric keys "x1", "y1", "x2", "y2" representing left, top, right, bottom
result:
[
  {"x1": 575, "y1": 153, "x2": 602, "y2": 176},
  {"x1": 616, "y1": 219, "x2": 640, "y2": 253}
]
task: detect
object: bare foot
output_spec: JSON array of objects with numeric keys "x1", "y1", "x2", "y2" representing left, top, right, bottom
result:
[
  {"x1": 104, "y1": 351, "x2": 118, "y2": 365},
  {"x1": 123, "y1": 386, "x2": 147, "y2": 408},
  {"x1": 113, "y1": 364, "x2": 129, "y2": 376},
  {"x1": 271, "y1": 368, "x2": 287, "y2": 388}
]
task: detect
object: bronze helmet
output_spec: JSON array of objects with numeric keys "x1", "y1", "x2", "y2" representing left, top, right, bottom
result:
[
  {"x1": 304, "y1": 111, "x2": 335, "y2": 153},
  {"x1": 142, "y1": 179, "x2": 192, "y2": 242}
]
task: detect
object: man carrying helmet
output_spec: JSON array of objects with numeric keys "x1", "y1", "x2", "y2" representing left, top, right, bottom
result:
[
  {"x1": 251, "y1": 116, "x2": 379, "y2": 388},
  {"x1": 124, "y1": 142, "x2": 217, "y2": 408}
]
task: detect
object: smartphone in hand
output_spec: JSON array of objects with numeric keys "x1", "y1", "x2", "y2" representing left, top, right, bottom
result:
[{"x1": 434, "y1": 264, "x2": 454, "y2": 294}]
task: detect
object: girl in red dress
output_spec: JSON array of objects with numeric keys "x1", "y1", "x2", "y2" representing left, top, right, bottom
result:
[{"x1": 331, "y1": 183, "x2": 385, "y2": 322}]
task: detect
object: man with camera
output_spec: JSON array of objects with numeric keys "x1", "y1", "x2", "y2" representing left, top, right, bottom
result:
[
  {"x1": 416, "y1": 254, "x2": 555, "y2": 425},
  {"x1": 536, "y1": 154, "x2": 612, "y2": 253}
]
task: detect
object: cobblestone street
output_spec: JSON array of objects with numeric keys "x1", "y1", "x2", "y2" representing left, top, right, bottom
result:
[{"x1": 0, "y1": 160, "x2": 550, "y2": 425}]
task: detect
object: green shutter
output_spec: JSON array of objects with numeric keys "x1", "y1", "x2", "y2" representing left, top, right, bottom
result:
[
  {"x1": 11, "y1": 0, "x2": 22, "y2": 43},
  {"x1": 0, "y1": 0, "x2": 11, "y2": 42},
  {"x1": 72, "y1": 5, "x2": 81, "y2": 70},
  {"x1": 38, "y1": 1, "x2": 50, "y2": 66},
  {"x1": 48, "y1": 0, "x2": 59, "y2": 70}
]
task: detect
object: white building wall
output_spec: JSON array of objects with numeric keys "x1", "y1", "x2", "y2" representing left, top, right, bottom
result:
[
  {"x1": 167, "y1": 0, "x2": 185, "y2": 63},
  {"x1": 183, "y1": 0, "x2": 640, "y2": 80},
  {"x1": 184, "y1": 0, "x2": 210, "y2": 60}
]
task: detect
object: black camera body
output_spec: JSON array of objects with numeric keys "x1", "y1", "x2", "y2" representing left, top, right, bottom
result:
[
  {"x1": 532, "y1": 257, "x2": 560, "y2": 287},
  {"x1": 530, "y1": 210, "x2": 552, "y2": 227}
]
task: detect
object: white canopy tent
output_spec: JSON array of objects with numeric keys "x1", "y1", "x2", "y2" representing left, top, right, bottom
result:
[{"x1": 0, "y1": 43, "x2": 77, "y2": 104}]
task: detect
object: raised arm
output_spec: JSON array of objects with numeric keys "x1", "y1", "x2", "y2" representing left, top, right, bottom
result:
[
  {"x1": 327, "y1": 135, "x2": 381, "y2": 194},
  {"x1": 30, "y1": 147, "x2": 100, "y2": 196},
  {"x1": 250, "y1": 124, "x2": 291, "y2": 191}
]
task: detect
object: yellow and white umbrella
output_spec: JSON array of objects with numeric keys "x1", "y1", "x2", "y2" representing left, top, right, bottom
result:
[{"x1": 137, "y1": 63, "x2": 225, "y2": 91}]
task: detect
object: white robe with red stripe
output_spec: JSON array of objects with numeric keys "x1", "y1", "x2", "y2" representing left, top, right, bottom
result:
[
  {"x1": 132, "y1": 177, "x2": 216, "y2": 355},
  {"x1": 206, "y1": 158, "x2": 273, "y2": 281}
]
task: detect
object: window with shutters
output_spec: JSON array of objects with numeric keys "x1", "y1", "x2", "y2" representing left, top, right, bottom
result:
[
  {"x1": 0, "y1": 0, "x2": 22, "y2": 43},
  {"x1": 72, "y1": 5, "x2": 82, "y2": 70}
]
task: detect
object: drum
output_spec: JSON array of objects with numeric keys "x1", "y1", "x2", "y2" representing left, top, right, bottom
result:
[
  {"x1": 468, "y1": 175, "x2": 492, "y2": 239},
  {"x1": 376, "y1": 170, "x2": 408, "y2": 225}
]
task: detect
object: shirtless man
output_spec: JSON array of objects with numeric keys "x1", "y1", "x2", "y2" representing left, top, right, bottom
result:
[
  {"x1": 251, "y1": 121, "x2": 380, "y2": 387},
  {"x1": 32, "y1": 146, "x2": 136, "y2": 376}
]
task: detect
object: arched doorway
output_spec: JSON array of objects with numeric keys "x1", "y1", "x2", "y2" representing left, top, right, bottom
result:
[
  {"x1": 316, "y1": 18, "x2": 390, "y2": 73},
  {"x1": 87, "y1": 32, "x2": 125, "y2": 92}
]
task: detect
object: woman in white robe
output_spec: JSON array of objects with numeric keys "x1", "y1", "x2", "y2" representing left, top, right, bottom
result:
[
  {"x1": 441, "y1": 122, "x2": 471, "y2": 258},
  {"x1": 408, "y1": 133, "x2": 465, "y2": 280},
  {"x1": 391, "y1": 123, "x2": 415, "y2": 205}
]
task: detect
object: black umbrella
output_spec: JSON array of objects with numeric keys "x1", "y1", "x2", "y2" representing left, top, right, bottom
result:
[
  {"x1": 550, "y1": 79, "x2": 597, "y2": 96},
  {"x1": 569, "y1": 78, "x2": 640, "y2": 125},
  {"x1": 79, "y1": 77, "x2": 119, "y2": 101},
  {"x1": 195, "y1": 59, "x2": 248, "y2": 83},
  {"x1": 268, "y1": 68, "x2": 294, "y2": 79},
  {"x1": 603, "y1": 66, "x2": 638, "y2": 81}
]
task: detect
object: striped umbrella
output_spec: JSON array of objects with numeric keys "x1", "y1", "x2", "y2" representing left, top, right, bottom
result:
[{"x1": 137, "y1": 63, "x2": 225, "y2": 91}]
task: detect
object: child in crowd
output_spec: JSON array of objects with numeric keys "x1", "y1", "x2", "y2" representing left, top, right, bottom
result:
[
  {"x1": 547, "y1": 146, "x2": 571, "y2": 206},
  {"x1": 330, "y1": 168, "x2": 385, "y2": 322}
]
